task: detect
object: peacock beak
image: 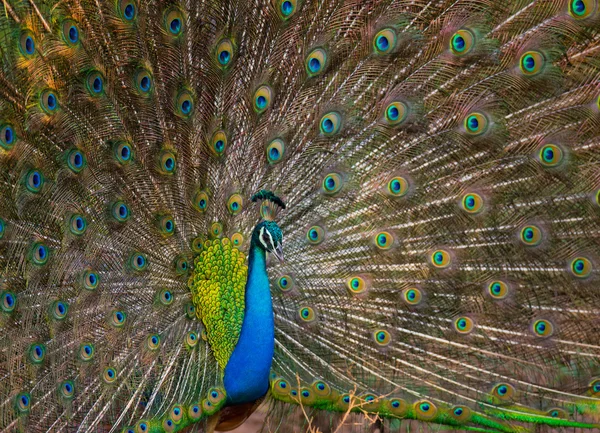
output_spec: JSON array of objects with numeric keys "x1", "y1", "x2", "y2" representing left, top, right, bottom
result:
[{"x1": 272, "y1": 244, "x2": 284, "y2": 262}]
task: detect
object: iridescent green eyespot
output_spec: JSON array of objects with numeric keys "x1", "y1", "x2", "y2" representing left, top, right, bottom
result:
[
  {"x1": 322, "y1": 172, "x2": 343, "y2": 195},
  {"x1": 254, "y1": 85, "x2": 273, "y2": 113},
  {"x1": 384, "y1": 101, "x2": 408, "y2": 125},
  {"x1": 414, "y1": 400, "x2": 437, "y2": 420},
  {"x1": 165, "y1": 8, "x2": 185, "y2": 36},
  {"x1": 570, "y1": 257, "x2": 592, "y2": 278},
  {"x1": 373, "y1": 329, "x2": 391, "y2": 346},
  {"x1": 278, "y1": 275, "x2": 294, "y2": 291},
  {"x1": 454, "y1": 316, "x2": 474, "y2": 334},
  {"x1": 0, "y1": 123, "x2": 16, "y2": 150},
  {"x1": 373, "y1": 28, "x2": 397, "y2": 54},
  {"x1": 158, "y1": 150, "x2": 176, "y2": 174},
  {"x1": 216, "y1": 39, "x2": 234, "y2": 68},
  {"x1": 210, "y1": 130, "x2": 227, "y2": 156},
  {"x1": 461, "y1": 192, "x2": 483, "y2": 213},
  {"x1": 488, "y1": 280, "x2": 508, "y2": 299},
  {"x1": 66, "y1": 148, "x2": 86, "y2": 173},
  {"x1": 538, "y1": 144, "x2": 563, "y2": 167},
  {"x1": 387, "y1": 176, "x2": 408, "y2": 197},
  {"x1": 306, "y1": 48, "x2": 327, "y2": 76},
  {"x1": 431, "y1": 249, "x2": 451, "y2": 268},
  {"x1": 307, "y1": 225, "x2": 325, "y2": 245},
  {"x1": 464, "y1": 112, "x2": 488, "y2": 136},
  {"x1": 402, "y1": 287, "x2": 422, "y2": 305},
  {"x1": 320, "y1": 112, "x2": 342, "y2": 136},
  {"x1": 520, "y1": 225, "x2": 542, "y2": 246},
  {"x1": 227, "y1": 193, "x2": 243, "y2": 215},
  {"x1": 175, "y1": 89, "x2": 194, "y2": 118},
  {"x1": 86, "y1": 70, "x2": 105, "y2": 96},
  {"x1": 347, "y1": 276, "x2": 366, "y2": 294},
  {"x1": 569, "y1": 0, "x2": 595, "y2": 20},
  {"x1": 266, "y1": 138, "x2": 284, "y2": 164},
  {"x1": 298, "y1": 306, "x2": 316, "y2": 322},
  {"x1": 520, "y1": 51, "x2": 545, "y2": 76},
  {"x1": 69, "y1": 214, "x2": 87, "y2": 235},
  {"x1": 374, "y1": 231, "x2": 393, "y2": 250},
  {"x1": 532, "y1": 319, "x2": 554, "y2": 337},
  {"x1": 450, "y1": 29, "x2": 474, "y2": 55},
  {"x1": 278, "y1": 0, "x2": 297, "y2": 19}
]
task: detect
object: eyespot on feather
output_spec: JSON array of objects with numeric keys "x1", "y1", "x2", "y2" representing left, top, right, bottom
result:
[
  {"x1": 86, "y1": 70, "x2": 105, "y2": 96},
  {"x1": 570, "y1": 257, "x2": 592, "y2": 278},
  {"x1": 266, "y1": 138, "x2": 285, "y2": 164},
  {"x1": 414, "y1": 400, "x2": 437, "y2": 420},
  {"x1": 276, "y1": 0, "x2": 297, "y2": 19},
  {"x1": 322, "y1": 172, "x2": 343, "y2": 195},
  {"x1": 306, "y1": 48, "x2": 327, "y2": 76},
  {"x1": 164, "y1": 8, "x2": 185, "y2": 36},
  {"x1": 402, "y1": 287, "x2": 423, "y2": 306},
  {"x1": 463, "y1": 112, "x2": 488, "y2": 136},
  {"x1": 320, "y1": 112, "x2": 342, "y2": 136},
  {"x1": 373, "y1": 28, "x2": 397, "y2": 54},
  {"x1": 62, "y1": 20, "x2": 80, "y2": 46},
  {"x1": 19, "y1": 30, "x2": 36, "y2": 58},
  {"x1": 253, "y1": 85, "x2": 273, "y2": 113},
  {"x1": 519, "y1": 51, "x2": 545, "y2": 76},
  {"x1": 450, "y1": 29, "x2": 474, "y2": 55},
  {"x1": 66, "y1": 148, "x2": 86, "y2": 173},
  {"x1": 216, "y1": 39, "x2": 234, "y2": 68},
  {"x1": 430, "y1": 249, "x2": 451, "y2": 268},
  {"x1": 569, "y1": 0, "x2": 597, "y2": 19},
  {"x1": 40, "y1": 90, "x2": 59, "y2": 114},
  {"x1": 210, "y1": 130, "x2": 227, "y2": 156}
]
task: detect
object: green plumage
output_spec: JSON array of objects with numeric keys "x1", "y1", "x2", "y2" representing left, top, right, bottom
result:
[{"x1": 0, "y1": 0, "x2": 600, "y2": 432}]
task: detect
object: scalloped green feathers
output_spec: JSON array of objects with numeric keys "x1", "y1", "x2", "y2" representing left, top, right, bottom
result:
[{"x1": 189, "y1": 238, "x2": 247, "y2": 369}]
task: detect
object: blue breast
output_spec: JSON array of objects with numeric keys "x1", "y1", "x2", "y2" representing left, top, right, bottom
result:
[{"x1": 223, "y1": 246, "x2": 274, "y2": 404}]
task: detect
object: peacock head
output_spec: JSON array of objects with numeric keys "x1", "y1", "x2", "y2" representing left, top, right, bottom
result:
[
  {"x1": 253, "y1": 221, "x2": 284, "y2": 261},
  {"x1": 251, "y1": 190, "x2": 286, "y2": 261}
]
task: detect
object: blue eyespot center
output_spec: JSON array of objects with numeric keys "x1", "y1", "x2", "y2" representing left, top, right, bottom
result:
[
  {"x1": 309, "y1": 58, "x2": 320, "y2": 72},
  {"x1": 25, "y1": 36, "x2": 34, "y2": 54},
  {"x1": 498, "y1": 385, "x2": 507, "y2": 395},
  {"x1": 377, "y1": 35, "x2": 389, "y2": 51},
  {"x1": 121, "y1": 146, "x2": 131, "y2": 159},
  {"x1": 454, "y1": 408, "x2": 463, "y2": 416},
  {"x1": 387, "y1": 106, "x2": 399, "y2": 120},
  {"x1": 269, "y1": 147, "x2": 279, "y2": 159},
  {"x1": 170, "y1": 18, "x2": 181, "y2": 34},
  {"x1": 84, "y1": 345, "x2": 91, "y2": 355},
  {"x1": 37, "y1": 245, "x2": 47, "y2": 259},
  {"x1": 119, "y1": 205, "x2": 127, "y2": 218},
  {"x1": 5, "y1": 293, "x2": 14, "y2": 306},
  {"x1": 32, "y1": 172, "x2": 41, "y2": 187},
  {"x1": 523, "y1": 55, "x2": 535, "y2": 71},
  {"x1": 468, "y1": 116, "x2": 478, "y2": 130},
  {"x1": 181, "y1": 100, "x2": 191, "y2": 114},
  {"x1": 256, "y1": 95, "x2": 267, "y2": 109},
  {"x1": 124, "y1": 3, "x2": 135, "y2": 20},
  {"x1": 420, "y1": 403, "x2": 430, "y2": 412},
  {"x1": 47, "y1": 93, "x2": 57, "y2": 110},
  {"x1": 453, "y1": 35, "x2": 465, "y2": 51},
  {"x1": 407, "y1": 290, "x2": 416, "y2": 300},
  {"x1": 21, "y1": 395, "x2": 29, "y2": 405},
  {"x1": 93, "y1": 77, "x2": 103, "y2": 93},
  {"x1": 140, "y1": 76, "x2": 150, "y2": 91},
  {"x1": 377, "y1": 332, "x2": 386, "y2": 341},
  {"x1": 68, "y1": 26, "x2": 78, "y2": 43},
  {"x1": 215, "y1": 140, "x2": 224, "y2": 152},
  {"x1": 309, "y1": 229, "x2": 318, "y2": 240},
  {"x1": 281, "y1": 1, "x2": 293, "y2": 16},
  {"x1": 152, "y1": 336, "x2": 158, "y2": 344},
  {"x1": 543, "y1": 148, "x2": 554, "y2": 161},
  {"x1": 573, "y1": 0, "x2": 586, "y2": 14},
  {"x1": 219, "y1": 50, "x2": 230, "y2": 64},
  {"x1": 302, "y1": 390, "x2": 310, "y2": 397},
  {"x1": 322, "y1": 118, "x2": 334, "y2": 133},
  {"x1": 378, "y1": 234, "x2": 387, "y2": 245},
  {"x1": 4, "y1": 127, "x2": 13, "y2": 144},
  {"x1": 136, "y1": 256, "x2": 144, "y2": 267}
]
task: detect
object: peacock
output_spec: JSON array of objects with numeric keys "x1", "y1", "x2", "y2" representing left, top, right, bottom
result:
[{"x1": 1, "y1": 0, "x2": 600, "y2": 432}]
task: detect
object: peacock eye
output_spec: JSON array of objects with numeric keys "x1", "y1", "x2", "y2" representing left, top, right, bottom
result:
[
  {"x1": 519, "y1": 51, "x2": 545, "y2": 76},
  {"x1": 306, "y1": 48, "x2": 327, "y2": 76},
  {"x1": 216, "y1": 39, "x2": 234, "y2": 68},
  {"x1": 373, "y1": 28, "x2": 397, "y2": 54},
  {"x1": 253, "y1": 85, "x2": 273, "y2": 113},
  {"x1": 384, "y1": 101, "x2": 408, "y2": 125},
  {"x1": 450, "y1": 29, "x2": 475, "y2": 55}
]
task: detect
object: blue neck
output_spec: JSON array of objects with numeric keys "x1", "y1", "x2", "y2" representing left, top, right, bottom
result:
[{"x1": 223, "y1": 243, "x2": 275, "y2": 404}]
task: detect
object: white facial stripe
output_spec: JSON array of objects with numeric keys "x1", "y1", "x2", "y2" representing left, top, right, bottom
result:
[{"x1": 259, "y1": 226, "x2": 269, "y2": 249}]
